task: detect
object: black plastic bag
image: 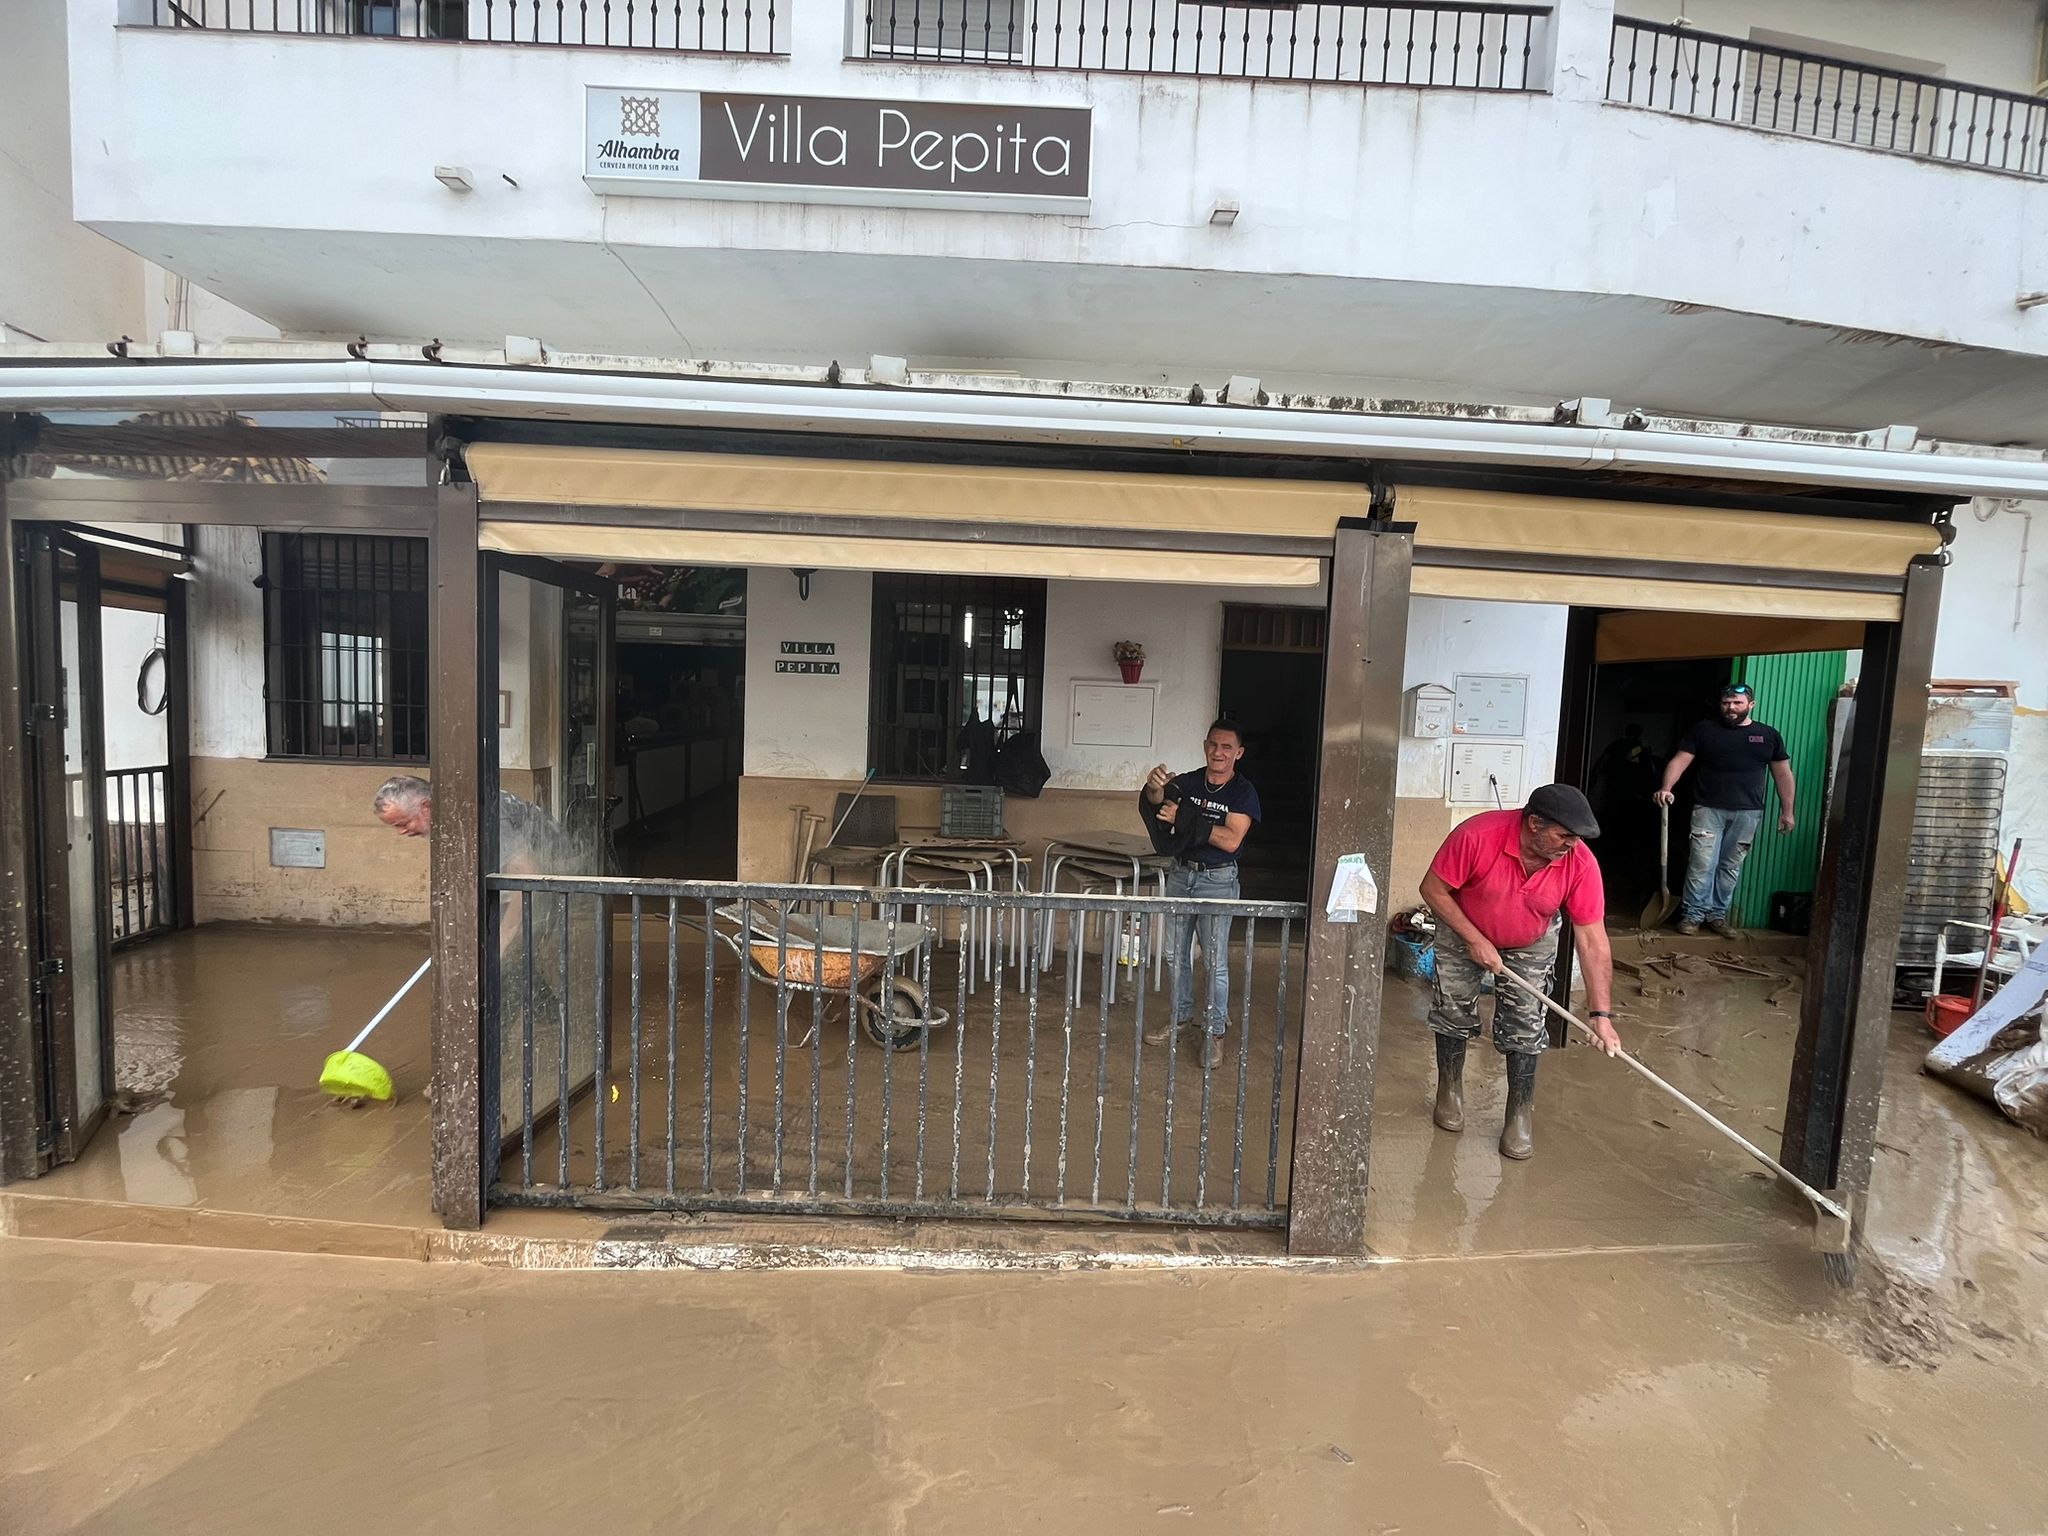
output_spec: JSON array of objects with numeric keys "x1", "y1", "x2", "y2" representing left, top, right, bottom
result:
[{"x1": 995, "y1": 731, "x2": 1051, "y2": 797}]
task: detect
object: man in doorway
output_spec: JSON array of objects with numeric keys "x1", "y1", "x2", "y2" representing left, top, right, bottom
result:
[
  {"x1": 373, "y1": 775, "x2": 574, "y2": 955},
  {"x1": 1139, "y1": 719, "x2": 1261, "y2": 1070},
  {"x1": 1419, "y1": 784, "x2": 1621, "y2": 1161},
  {"x1": 1653, "y1": 683, "x2": 1795, "y2": 938}
]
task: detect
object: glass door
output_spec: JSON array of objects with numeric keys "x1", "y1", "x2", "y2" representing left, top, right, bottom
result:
[
  {"x1": 481, "y1": 554, "x2": 615, "y2": 1178},
  {"x1": 20, "y1": 528, "x2": 113, "y2": 1166}
]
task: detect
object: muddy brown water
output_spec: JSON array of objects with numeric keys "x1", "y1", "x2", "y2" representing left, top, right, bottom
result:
[
  {"x1": 7, "y1": 924, "x2": 2045, "y2": 1531},
  {"x1": 4, "y1": 1233, "x2": 2044, "y2": 1534}
]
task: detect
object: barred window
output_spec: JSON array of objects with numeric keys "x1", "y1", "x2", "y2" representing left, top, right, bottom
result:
[
  {"x1": 261, "y1": 533, "x2": 429, "y2": 762},
  {"x1": 869, "y1": 574, "x2": 1045, "y2": 783}
]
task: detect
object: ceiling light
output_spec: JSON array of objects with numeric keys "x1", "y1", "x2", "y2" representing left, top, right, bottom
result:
[{"x1": 434, "y1": 165, "x2": 475, "y2": 193}]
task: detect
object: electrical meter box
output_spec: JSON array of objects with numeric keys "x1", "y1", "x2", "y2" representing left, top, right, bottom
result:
[{"x1": 1404, "y1": 683, "x2": 1456, "y2": 739}]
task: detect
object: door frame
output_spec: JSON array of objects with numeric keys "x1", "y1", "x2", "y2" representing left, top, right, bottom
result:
[
  {"x1": 476, "y1": 548, "x2": 617, "y2": 1198},
  {"x1": 16, "y1": 525, "x2": 114, "y2": 1167}
]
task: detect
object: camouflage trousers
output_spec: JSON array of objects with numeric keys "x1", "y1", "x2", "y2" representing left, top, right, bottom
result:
[{"x1": 1428, "y1": 924, "x2": 1561, "y2": 1056}]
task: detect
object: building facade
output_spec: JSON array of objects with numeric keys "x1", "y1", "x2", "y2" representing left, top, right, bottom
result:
[{"x1": 2, "y1": 0, "x2": 2046, "y2": 1250}]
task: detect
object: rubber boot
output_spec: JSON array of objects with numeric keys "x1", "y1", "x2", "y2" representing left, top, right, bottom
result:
[
  {"x1": 1500, "y1": 1052, "x2": 1538, "y2": 1161},
  {"x1": 1431, "y1": 1034, "x2": 1466, "y2": 1133}
]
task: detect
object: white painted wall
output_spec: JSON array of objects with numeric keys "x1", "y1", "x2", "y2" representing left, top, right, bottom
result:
[
  {"x1": 1401, "y1": 598, "x2": 1570, "y2": 810},
  {"x1": 495, "y1": 572, "x2": 561, "y2": 776},
  {"x1": 744, "y1": 568, "x2": 875, "y2": 779},
  {"x1": 1, "y1": 0, "x2": 145, "y2": 344},
  {"x1": 742, "y1": 573, "x2": 1324, "y2": 788},
  {"x1": 1933, "y1": 498, "x2": 2048, "y2": 908},
  {"x1": 740, "y1": 573, "x2": 1571, "y2": 816},
  {"x1": 1040, "y1": 580, "x2": 1317, "y2": 789},
  {"x1": 56, "y1": 0, "x2": 2048, "y2": 394},
  {"x1": 188, "y1": 526, "x2": 267, "y2": 760},
  {"x1": 1, "y1": 0, "x2": 271, "y2": 347}
]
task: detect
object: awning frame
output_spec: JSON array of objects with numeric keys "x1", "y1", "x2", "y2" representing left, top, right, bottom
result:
[{"x1": 479, "y1": 498, "x2": 1333, "y2": 559}]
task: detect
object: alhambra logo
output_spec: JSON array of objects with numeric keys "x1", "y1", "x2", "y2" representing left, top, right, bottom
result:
[
  {"x1": 597, "y1": 92, "x2": 681, "y2": 165},
  {"x1": 620, "y1": 96, "x2": 660, "y2": 138}
]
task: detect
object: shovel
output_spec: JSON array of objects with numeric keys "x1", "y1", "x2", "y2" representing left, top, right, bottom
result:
[{"x1": 1639, "y1": 800, "x2": 1678, "y2": 929}]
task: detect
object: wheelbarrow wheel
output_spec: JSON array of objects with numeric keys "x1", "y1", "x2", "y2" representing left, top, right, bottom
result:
[{"x1": 860, "y1": 975, "x2": 930, "y2": 1051}]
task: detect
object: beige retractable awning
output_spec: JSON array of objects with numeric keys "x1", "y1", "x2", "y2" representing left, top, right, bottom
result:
[
  {"x1": 466, "y1": 444, "x2": 1944, "y2": 615},
  {"x1": 1397, "y1": 484, "x2": 1941, "y2": 621},
  {"x1": 468, "y1": 442, "x2": 1357, "y2": 588}
]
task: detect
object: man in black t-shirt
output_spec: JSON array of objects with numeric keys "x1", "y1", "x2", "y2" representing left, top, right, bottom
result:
[
  {"x1": 1139, "y1": 719, "x2": 1262, "y2": 1070},
  {"x1": 1653, "y1": 684, "x2": 1795, "y2": 937}
]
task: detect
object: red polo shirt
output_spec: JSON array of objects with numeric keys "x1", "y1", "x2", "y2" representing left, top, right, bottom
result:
[{"x1": 1427, "y1": 809, "x2": 1606, "y2": 950}]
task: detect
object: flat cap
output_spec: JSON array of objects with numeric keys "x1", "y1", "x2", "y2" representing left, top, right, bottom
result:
[{"x1": 1525, "y1": 783, "x2": 1600, "y2": 838}]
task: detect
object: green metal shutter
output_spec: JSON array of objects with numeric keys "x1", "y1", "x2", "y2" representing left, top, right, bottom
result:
[{"x1": 1729, "y1": 650, "x2": 1848, "y2": 928}]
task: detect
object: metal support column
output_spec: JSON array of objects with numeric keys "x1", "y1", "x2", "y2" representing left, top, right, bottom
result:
[
  {"x1": 0, "y1": 476, "x2": 41, "y2": 1182},
  {"x1": 164, "y1": 575, "x2": 196, "y2": 932},
  {"x1": 1546, "y1": 607, "x2": 1603, "y2": 1045},
  {"x1": 429, "y1": 482, "x2": 487, "y2": 1228},
  {"x1": 1288, "y1": 520, "x2": 1412, "y2": 1257},
  {"x1": 1782, "y1": 555, "x2": 1943, "y2": 1205}
]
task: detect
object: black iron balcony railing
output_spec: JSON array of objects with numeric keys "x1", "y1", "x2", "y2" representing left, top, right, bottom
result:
[
  {"x1": 145, "y1": 0, "x2": 781, "y2": 54},
  {"x1": 851, "y1": 0, "x2": 1549, "y2": 88},
  {"x1": 1609, "y1": 17, "x2": 2048, "y2": 179}
]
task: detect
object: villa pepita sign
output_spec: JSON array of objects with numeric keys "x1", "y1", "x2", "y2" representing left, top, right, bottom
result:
[{"x1": 585, "y1": 87, "x2": 1092, "y2": 213}]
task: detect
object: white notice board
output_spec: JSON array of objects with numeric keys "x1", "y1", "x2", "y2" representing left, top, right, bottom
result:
[
  {"x1": 1071, "y1": 681, "x2": 1157, "y2": 748},
  {"x1": 1453, "y1": 673, "x2": 1529, "y2": 737}
]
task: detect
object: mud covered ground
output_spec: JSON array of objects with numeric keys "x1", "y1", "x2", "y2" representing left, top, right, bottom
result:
[{"x1": 4, "y1": 925, "x2": 2043, "y2": 1532}]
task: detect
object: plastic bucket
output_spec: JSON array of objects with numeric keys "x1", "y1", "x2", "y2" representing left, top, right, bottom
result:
[
  {"x1": 1926, "y1": 994, "x2": 1973, "y2": 1038},
  {"x1": 1389, "y1": 935, "x2": 1436, "y2": 983}
]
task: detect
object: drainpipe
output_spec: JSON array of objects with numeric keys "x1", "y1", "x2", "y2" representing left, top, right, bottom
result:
[{"x1": 1975, "y1": 497, "x2": 2036, "y2": 633}]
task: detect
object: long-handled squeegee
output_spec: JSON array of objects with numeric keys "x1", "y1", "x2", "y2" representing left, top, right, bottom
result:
[{"x1": 1493, "y1": 967, "x2": 1853, "y2": 1259}]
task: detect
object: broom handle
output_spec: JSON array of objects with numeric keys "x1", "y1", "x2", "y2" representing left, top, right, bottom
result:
[
  {"x1": 1495, "y1": 966, "x2": 1849, "y2": 1223},
  {"x1": 345, "y1": 956, "x2": 433, "y2": 1054}
]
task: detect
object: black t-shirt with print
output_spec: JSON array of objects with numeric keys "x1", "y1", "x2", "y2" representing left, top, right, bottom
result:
[
  {"x1": 1169, "y1": 769, "x2": 1262, "y2": 867},
  {"x1": 1677, "y1": 718, "x2": 1790, "y2": 812}
]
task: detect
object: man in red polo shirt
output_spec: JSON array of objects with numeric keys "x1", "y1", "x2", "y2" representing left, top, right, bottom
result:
[{"x1": 1419, "y1": 783, "x2": 1621, "y2": 1161}]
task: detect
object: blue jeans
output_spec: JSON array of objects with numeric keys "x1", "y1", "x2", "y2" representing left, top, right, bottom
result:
[
  {"x1": 1167, "y1": 862, "x2": 1239, "y2": 1036},
  {"x1": 1681, "y1": 806, "x2": 1763, "y2": 923}
]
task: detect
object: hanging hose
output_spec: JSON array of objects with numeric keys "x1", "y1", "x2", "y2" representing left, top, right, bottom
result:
[{"x1": 136, "y1": 642, "x2": 169, "y2": 717}]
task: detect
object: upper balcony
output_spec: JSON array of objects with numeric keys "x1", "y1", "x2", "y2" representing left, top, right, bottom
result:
[{"x1": 62, "y1": 0, "x2": 2048, "y2": 445}]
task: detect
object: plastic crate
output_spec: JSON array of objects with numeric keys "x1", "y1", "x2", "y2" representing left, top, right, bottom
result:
[{"x1": 941, "y1": 785, "x2": 1006, "y2": 840}]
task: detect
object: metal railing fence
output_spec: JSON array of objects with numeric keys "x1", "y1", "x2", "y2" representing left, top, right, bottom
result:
[
  {"x1": 106, "y1": 766, "x2": 177, "y2": 946},
  {"x1": 1608, "y1": 17, "x2": 2048, "y2": 179},
  {"x1": 140, "y1": 0, "x2": 781, "y2": 55},
  {"x1": 851, "y1": 0, "x2": 1548, "y2": 88},
  {"x1": 486, "y1": 875, "x2": 1308, "y2": 1228}
]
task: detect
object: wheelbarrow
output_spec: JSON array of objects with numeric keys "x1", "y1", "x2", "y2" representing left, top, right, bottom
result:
[{"x1": 708, "y1": 902, "x2": 953, "y2": 1051}]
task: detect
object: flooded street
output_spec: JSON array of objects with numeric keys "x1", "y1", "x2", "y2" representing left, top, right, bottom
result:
[
  {"x1": 5, "y1": 925, "x2": 2046, "y2": 1532},
  {"x1": 5, "y1": 1231, "x2": 2045, "y2": 1534}
]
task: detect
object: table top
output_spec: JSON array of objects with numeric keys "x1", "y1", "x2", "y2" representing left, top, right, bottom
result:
[
  {"x1": 899, "y1": 836, "x2": 1025, "y2": 852},
  {"x1": 1046, "y1": 830, "x2": 1159, "y2": 861},
  {"x1": 809, "y1": 846, "x2": 893, "y2": 869}
]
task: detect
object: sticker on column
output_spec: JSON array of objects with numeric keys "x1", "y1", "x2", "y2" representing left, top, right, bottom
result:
[{"x1": 1325, "y1": 854, "x2": 1378, "y2": 924}]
